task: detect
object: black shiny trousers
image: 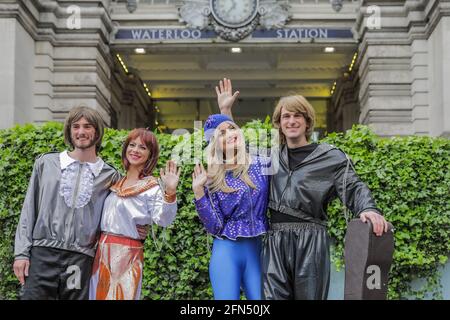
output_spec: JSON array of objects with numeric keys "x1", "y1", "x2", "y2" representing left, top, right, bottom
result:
[
  {"x1": 20, "y1": 246, "x2": 93, "y2": 300},
  {"x1": 261, "y1": 223, "x2": 330, "y2": 300}
]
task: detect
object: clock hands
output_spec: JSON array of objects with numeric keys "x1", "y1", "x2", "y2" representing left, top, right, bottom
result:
[{"x1": 226, "y1": 0, "x2": 237, "y2": 14}]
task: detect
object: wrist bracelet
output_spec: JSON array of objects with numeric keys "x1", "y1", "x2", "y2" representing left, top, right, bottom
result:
[{"x1": 164, "y1": 191, "x2": 176, "y2": 203}]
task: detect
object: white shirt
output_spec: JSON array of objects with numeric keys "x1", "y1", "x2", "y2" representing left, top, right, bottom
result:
[
  {"x1": 59, "y1": 151, "x2": 105, "y2": 209},
  {"x1": 100, "y1": 178, "x2": 178, "y2": 239}
]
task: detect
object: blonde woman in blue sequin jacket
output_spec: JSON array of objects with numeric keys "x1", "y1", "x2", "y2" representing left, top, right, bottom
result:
[{"x1": 192, "y1": 81, "x2": 270, "y2": 300}]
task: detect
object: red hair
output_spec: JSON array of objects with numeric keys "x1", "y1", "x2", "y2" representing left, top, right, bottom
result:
[{"x1": 122, "y1": 128, "x2": 159, "y2": 179}]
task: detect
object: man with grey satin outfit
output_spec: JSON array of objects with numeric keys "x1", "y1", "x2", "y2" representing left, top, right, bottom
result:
[{"x1": 12, "y1": 106, "x2": 146, "y2": 300}]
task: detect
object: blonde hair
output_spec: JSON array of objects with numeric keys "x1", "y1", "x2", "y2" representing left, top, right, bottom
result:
[
  {"x1": 64, "y1": 105, "x2": 105, "y2": 153},
  {"x1": 206, "y1": 121, "x2": 256, "y2": 194},
  {"x1": 272, "y1": 95, "x2": 316, "y2": 144}
]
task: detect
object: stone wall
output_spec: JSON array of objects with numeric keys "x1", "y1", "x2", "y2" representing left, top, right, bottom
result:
[
  {"x1": 1, "y1": 0, "x2": 449, "y2": 136},
  {"x1": 331, "y1": 0, "x2": 450, "y2": 137},
  {"x1": 0, "y1": 0, "x2": 152, "y2": 129}
]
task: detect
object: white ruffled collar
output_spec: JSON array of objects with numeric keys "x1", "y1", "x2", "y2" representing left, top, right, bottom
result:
[{"x1": 59, "y1": 150, "x2": 104, "y2": 177}]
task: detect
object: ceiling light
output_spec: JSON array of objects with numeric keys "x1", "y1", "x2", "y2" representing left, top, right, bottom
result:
[
  {"x1": 324, "y1": 47, "x2": 335, "y2": 53},
  {"x1": 231, "y1": 47, "x2": 242, "y2": 53},
  {"x1": 135, "y1": 48, "x2": 146, "y2": 54}
]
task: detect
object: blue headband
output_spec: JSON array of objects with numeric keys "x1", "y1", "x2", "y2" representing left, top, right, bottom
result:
[{"x1": 203, "y1": 114, "x2": 235, "y2": 143}]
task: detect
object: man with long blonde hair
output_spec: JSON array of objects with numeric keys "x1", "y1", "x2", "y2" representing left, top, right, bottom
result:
[{"x1": 218, "y1": 78, "x2": 389, "y2": 300}]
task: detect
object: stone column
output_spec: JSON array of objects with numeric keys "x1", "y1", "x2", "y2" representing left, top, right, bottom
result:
[
  {"x1": 0, "y1": 17, "x2": 35, "y2": 129},
  {"x1": 428, "y1": 16, "x2": 450, "y2": 137},
  {"x1": 355, "y1": 0, "x2": 450, "y2": 137},
  {"x1": 410, "y1": 39, "x2": 430, "y2": 135},
  {"x1": 35, "y1": 0, "x2": 116, "y2": 125}
]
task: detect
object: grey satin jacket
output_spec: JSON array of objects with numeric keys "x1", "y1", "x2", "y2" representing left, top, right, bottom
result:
[{"x1": 14, "y1": 151, "x2": 120, "y2": 259}]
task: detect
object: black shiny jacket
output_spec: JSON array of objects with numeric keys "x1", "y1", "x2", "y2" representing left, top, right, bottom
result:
[{"x1": 268, "y1": 143, "x2": 381, "y2": 226}]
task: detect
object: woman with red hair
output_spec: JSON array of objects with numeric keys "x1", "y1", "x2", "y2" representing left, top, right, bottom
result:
[{"x1": 89, "y1": 128, "x2": 180, "y2": 300}]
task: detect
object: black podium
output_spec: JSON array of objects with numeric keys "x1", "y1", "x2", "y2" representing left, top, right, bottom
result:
[{"x1": 344, "y1": 219, "x2": 395, "y2": 300}]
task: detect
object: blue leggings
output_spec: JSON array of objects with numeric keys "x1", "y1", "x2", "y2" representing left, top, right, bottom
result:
[{"x1": 209, "y1": 237, "x2": 262, "y2": 300}]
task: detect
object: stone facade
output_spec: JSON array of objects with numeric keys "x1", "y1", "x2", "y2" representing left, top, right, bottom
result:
[
  {"x1": 0, "y1": 0, "x2": 151, "y2": 129},
  {"x1": 339, "y1": 0, "x2": 450, "y2": 137},
  {"x1": 0, "y1": 0, "x2": 449, "y2": 137}
]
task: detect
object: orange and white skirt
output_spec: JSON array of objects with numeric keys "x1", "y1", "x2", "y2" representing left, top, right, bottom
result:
[{"x1": 89, "y1": 233, "x2": 144, "y2": 300}]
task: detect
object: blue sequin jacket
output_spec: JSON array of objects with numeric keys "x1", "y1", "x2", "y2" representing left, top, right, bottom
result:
[{"x1": 194, "y1": 156, "x2": 270, "y2": 240}]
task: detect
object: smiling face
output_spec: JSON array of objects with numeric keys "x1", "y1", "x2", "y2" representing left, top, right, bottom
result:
[
  {"x1": 279, "y1": 107, "x2": 308, "y2": 143},
  {"x1": 216, "y1": 121, "x2": 242, "y2": 157},
  {"x1": 273, "y1": 95, "x2": 316, "y2": 147},
  {"x1": 70, "y1": 117, "x2": 97, "y2": 150},
  {"x1": 125, "y1": 136, "x2": 150, "y2": 169}
]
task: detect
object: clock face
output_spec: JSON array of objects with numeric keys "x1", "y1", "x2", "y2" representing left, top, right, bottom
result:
[{"x1": 211, "y1": 0, "x2": 259, "y2": 28}]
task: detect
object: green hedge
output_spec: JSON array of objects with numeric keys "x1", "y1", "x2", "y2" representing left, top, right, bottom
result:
[{"x1": 0, "y1": 121, "x2": 449, "y2": 299}]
